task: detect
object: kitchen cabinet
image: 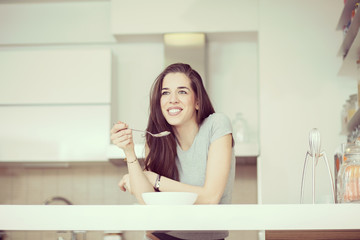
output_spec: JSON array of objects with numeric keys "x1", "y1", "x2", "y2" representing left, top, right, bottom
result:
[
  {"x1": 0, "y1": 106, "x2": 110, "y2": 162},
  {"x1": 111, "y1": 0, "x2": 258, "y2": 34},
  {"x1": 266, "y1": 230, "x2": 360, "y2": 240},
  {"x1": 0, "y1": 49, "x2": 112, "y2": 162},
  {"x1": 0, "y1": 2, "x2": 115, "y2": 45},
  {"x1": 0, "y1": 49, "x2": 111, "y2": 104}
]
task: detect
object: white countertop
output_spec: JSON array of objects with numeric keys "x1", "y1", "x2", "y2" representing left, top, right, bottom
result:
[{"x1": 1, "y1": 204, "x2": 360, "y2": 231}]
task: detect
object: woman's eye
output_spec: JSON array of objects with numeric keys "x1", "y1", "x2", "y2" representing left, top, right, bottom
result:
[
  {"x1": 179, "y1": 90, "x2": 187, "y2": 94},
  {"x1": 161, "y1": 91, "x2": 170, "y2": 95}
]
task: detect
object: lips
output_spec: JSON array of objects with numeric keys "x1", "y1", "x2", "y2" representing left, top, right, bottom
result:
[{"x1": 167, "y1": 107, "x2": 183, "y2": 116}]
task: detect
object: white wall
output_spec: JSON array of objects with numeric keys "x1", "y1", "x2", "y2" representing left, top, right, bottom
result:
[
  {"x1": 208, "y1": 33, "x2": 259, "y2": 144},
  {"x1": 258, "y1": 0, "x2": 355, "y2": 204},
  {"x1": 110, "y1": 38, "x2": 165, "y2": 143}
]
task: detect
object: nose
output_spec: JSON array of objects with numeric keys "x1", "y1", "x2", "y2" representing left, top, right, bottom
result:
[{"x1": 169, "y1": 92, "x2": 179, "y2": 103}]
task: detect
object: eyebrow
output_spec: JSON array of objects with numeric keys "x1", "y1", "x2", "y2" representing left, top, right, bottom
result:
[{"x1": 161, "y1": 86, "x2": 191, "y2": 91}]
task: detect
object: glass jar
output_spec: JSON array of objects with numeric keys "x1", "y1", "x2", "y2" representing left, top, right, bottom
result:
[
  {"x1": 337, "y1": 140, "x2": 360, "y2": 203},
  {"x1": 232, "y1": 112, "x2": 249, "y2": 144}
]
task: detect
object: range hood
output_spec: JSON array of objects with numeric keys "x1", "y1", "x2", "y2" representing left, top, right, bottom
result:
[{"x1": 164, "y1": 33, "x2": 207, "y2": 85}]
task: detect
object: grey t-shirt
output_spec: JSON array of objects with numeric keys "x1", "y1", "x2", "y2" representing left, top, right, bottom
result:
[
  {"x1": 176, "y1": 112, "x2": 235, "y2": 204},
  {"x1": 167, "y1": 113, "x2": 236, "y2": 240}
]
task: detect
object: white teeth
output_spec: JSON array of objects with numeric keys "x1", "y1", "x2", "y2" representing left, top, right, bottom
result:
[{"x1": 169, "y1": 109, "x2": 181, "y2": 113}]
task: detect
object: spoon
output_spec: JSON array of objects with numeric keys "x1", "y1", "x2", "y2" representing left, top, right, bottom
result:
[
  {"x1": 113, "y1": 122, "x2": 171, "y2": 137},
  {"x1": 131, "y1": 128, "x2": 171, "y2": 138}
]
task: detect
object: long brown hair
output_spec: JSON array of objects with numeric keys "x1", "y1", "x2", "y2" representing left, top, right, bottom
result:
[{"x1": 145, "y1": 63, "x2": 215, "y2": 180}]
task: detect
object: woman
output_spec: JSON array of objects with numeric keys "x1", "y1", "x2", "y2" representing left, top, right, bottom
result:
[{"x1": 110, "y1": 63, "x2": 235, "y2": 240}]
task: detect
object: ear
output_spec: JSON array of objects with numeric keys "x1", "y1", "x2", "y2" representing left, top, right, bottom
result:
[{"x1": 195, "y1": 100, "x2": 200, "y2": 110}]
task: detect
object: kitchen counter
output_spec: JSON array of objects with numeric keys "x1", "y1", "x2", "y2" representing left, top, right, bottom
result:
[{"x1": 1, "y1": 204, "x2": 360, "y2": 231}]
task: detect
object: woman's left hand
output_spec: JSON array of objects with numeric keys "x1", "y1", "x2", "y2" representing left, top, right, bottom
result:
[{"x1": 118, "y1": 174, "x2": 132, "y2": 193}]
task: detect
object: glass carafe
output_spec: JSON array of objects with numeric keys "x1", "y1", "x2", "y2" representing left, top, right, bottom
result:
[{"x1": 337, "y1": 140, "x2": 360, "y2": 203}]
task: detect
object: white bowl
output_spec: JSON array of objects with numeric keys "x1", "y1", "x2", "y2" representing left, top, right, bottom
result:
[{"x1": 142, "y1": 192, "x2": 198, "y2": 205}]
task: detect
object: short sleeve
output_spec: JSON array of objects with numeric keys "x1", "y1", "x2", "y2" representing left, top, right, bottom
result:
[{"x1": 209, "y1": 113, "x2": 233, "y2": 144}]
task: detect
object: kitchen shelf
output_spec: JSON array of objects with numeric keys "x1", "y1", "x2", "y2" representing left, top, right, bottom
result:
[
  {"x1": 347, "y1": 107, "x2": 360, "y2": 132},
  {"x1": 336, "y1": 0, "x2": 359, "y2": 31},
  {"x1": 338, "y1": 32, "x2": 360, "y2": 77},
  {"x1": 107, "y1": 143, "x2": 259, "y2": 161},
  {"x1": 337, "y1": 0, "x2": 360, "y2": 77},
  {"x1": 337, "y1": 7, "x2": 360, "y2": 58}
]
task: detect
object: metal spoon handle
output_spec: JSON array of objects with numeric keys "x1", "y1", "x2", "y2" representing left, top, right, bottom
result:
[{"x1": 131, "y1": 128, "x2": 170, "y2": 137}]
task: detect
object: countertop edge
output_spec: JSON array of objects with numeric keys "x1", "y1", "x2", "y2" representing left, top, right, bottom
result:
[{"x1": 1, "y1": 204, "x2": 359, "y2": 231}]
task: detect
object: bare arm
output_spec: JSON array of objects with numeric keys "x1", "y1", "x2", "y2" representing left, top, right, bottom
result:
[
  {"x1": 110, "y1": 122, "x2": 154, "y2": 204},
  {"x1": 144, "y1": 134, "x2": 233, "y2": 204}
]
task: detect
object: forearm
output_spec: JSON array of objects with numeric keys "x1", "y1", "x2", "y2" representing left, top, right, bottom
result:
[
  {"x1": 110, "y1": 122, "x2": 155, "y2": 203},
  {"x1": 125, "y1": 151, "x2": 154, "y2": 204},
  {"x1": 145, "y1": 172, "x2": 222, "y2": 204}
]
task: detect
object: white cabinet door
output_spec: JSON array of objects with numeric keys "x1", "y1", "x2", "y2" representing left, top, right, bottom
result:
[
  {"x1": 0, "y1": 49, "x2": 111, "y2": 104},
  {"x1": 0, "y1": 2, "x2": 115, "y2": 45},
  {"x1": 0, "y1": 105, "x2": 110, "y2": 162},
  {"x1": 111, "y1": 0, "x2": 258, "y2": 34}
]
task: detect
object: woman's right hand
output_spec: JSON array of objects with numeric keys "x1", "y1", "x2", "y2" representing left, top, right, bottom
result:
[{"x1": 110, "y1": 121, "x2": 134, "y2": 154}]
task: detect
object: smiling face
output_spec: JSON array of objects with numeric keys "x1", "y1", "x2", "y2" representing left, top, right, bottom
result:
[{"x1": 160, "y1": 72, "x2": 199, "y2": 128}]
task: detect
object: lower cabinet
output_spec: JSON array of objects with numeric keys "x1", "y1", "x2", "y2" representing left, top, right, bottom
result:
[{"x1": 266, "y1": 230, "x2": 360, "y2": 240}]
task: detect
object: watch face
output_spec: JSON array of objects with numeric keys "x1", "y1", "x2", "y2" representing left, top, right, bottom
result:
[{"x1": 154, "y1": 174, "x2": 161, "y2": 191}]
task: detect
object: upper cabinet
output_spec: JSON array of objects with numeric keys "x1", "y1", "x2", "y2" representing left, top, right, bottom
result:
[
  {"x1": 0, "y1": 106, "x2": 110, "y2": 162},
  {"x1": 0, "y1": 1, "x2": 116, "y2": 45},
  {"x1": 0, "y1": 49, "x2": 111, "y2": 104},
  {"x1": 337, "y1": 0, "x2": 360, "y2": 78},
  {"x1": 0, "y1": 49, "x2": 112, "y2": 162},
  {"x1": 110, "y1": 0, "x2": 258, "y2": 35}
]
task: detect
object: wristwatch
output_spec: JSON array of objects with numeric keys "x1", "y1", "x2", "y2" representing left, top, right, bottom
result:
[{"x1": 154, "y1": 174, "x2": 161, "y2": 192}]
